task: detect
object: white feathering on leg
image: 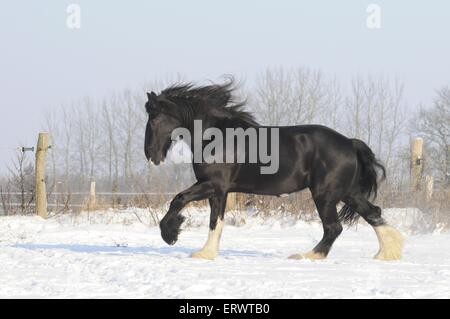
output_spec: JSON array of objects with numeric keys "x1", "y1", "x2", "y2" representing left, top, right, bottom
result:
[
  {"x1": 374, "y1": 225, "x2": 404, "y2": 261},
  {"x1": 191, "y1": 218, "x2": 224, "y2": 260}
]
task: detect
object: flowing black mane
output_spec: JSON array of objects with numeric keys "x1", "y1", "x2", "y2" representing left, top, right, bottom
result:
[{"x1": 160, "y1": 80, "x2": 259, "y2": 127}]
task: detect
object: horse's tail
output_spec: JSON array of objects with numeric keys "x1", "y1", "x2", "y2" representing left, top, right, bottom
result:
[
  {"x1": 338, "y1": 139, "x2": 386, "y2": 225},
  {"x1": 351, "y1": 139, "x2": 386, "y2": 199}
]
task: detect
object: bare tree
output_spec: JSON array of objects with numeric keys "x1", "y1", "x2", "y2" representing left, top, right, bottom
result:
[
  {"x1": 345, "y1": 75, "x2": 406, "y2": 174},
  {"x1": 320, "y1": 75, "x2": 343, "y2": 130},
  {"x1": 252, "y1": 67, "x2": 328, "y2": 125},
  {"x1": 101, "y1": 96, "x2": 120, "y2": 195},
  {"x1": 0, "y1": 177, "x2": 12, "y2": 215},
  {"x1": 3, "y1": 150, "x2": 35, "y2": 214},
  {"x1": 345, "y1": 76, "x2": 366, "y2": 139}
]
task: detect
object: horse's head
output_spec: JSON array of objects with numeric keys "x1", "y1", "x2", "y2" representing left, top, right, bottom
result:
[
  {"x1": 144, "y1": 80, "x2": 257, "y2": 165},
  {"x1": 144, "y1": 92, "x2": 182, "y2": 165}
]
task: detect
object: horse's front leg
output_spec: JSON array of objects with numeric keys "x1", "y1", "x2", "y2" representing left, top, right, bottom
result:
[
  {"x1": 191, "y1": 195, "x2": 227, "y2": 260},
  {"x1": 160, "y1": 182, "x2": 214, "y2": 245}
]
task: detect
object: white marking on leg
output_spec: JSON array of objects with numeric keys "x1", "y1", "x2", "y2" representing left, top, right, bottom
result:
[
  {"x1": 374, "y1": 225, "x2": 404, "y2": 261},
  {"x1": 191, "y1": 218, "x2": 224, "y2": 260}
]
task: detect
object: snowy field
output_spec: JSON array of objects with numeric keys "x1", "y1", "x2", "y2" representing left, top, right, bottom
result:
[{"x1": 0, "y1": 207, "x2": 449, "y2": 298}]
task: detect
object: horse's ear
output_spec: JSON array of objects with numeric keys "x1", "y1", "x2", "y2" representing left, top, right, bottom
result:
[{"x1": 146, "y1": 92, "x2": 157, "y2": 102}]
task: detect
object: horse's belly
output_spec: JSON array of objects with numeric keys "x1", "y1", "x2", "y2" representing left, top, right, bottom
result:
[{"x1": 232, "y1": 171, "x2": 309, "y2": 195}]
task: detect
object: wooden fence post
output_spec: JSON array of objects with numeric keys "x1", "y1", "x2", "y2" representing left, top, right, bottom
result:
[
  {"x1": 226, "y1": 192, "x2": 237, "y2": 211},
  {"x1": 88, "y1": 180, "x2": 96, "y2": 210},
  {"x1": 425, "y1": 175, "x2": 434, "y2": 202},
  {"x1": 411, "y1": 137, "x2": 424, "y2": 192},
  {"x1": 35, "y1": 133, "x2": 49, "y2": 218}
]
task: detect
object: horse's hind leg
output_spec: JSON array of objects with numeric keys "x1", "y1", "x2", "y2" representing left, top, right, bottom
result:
[
  {"x1": 344, "y1": 195, "x2": 404, "y2": 260},
  {"x1": 289, "y1": 195, "x2": 342, "y2": 260},
  {"x1": 191, "y1": 195, "x2": 227, "y2": 260}
]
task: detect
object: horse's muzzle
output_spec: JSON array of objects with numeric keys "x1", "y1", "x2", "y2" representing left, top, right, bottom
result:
[
  {"x1": 144, "y1": 146, "x2": 152, "y2": 162},
  {"x1": 145, "y1": 146, "x2": 163, "y2": 165}
]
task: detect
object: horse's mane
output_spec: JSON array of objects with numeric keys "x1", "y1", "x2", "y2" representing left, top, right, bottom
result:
[{"x1": 160, "y1": 79, "x2": 259, "y2": 127}]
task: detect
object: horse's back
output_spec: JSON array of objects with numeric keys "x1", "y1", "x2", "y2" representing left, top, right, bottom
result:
[{"x1": 229, "y1": 125, "x2": 356, "y2": 195}]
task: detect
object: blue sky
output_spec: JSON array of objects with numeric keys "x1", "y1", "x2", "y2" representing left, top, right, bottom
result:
[{"x1": 0, "y1": 0, "x2": 449, "y2": 172}]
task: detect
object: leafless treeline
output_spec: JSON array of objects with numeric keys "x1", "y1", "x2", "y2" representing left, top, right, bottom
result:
[{"x1": 1, "y1": 67, "x2": 449, "y2": 217}]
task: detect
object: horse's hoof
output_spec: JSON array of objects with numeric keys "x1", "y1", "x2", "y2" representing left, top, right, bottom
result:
[
  {"x1": 191, "y1": 250, "x2": 217, "y2": 260},
  {"x1": 288, "y1": 251, "x2": 326, "y2": 260}
]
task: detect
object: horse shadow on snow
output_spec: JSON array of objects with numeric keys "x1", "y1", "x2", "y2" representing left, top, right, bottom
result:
[{"x1": 12, "y1": 243, "x2": 271, "y2": 258}]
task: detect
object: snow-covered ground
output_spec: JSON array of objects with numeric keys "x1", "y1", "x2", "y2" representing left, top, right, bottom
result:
[{"x1": 0, "y1": 207, "x2": 449, "y2": 298}]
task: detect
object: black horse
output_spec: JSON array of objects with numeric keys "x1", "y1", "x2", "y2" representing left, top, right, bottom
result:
[{"x1": 144, "y1": 80, "x2": 404, "y2": 261}]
